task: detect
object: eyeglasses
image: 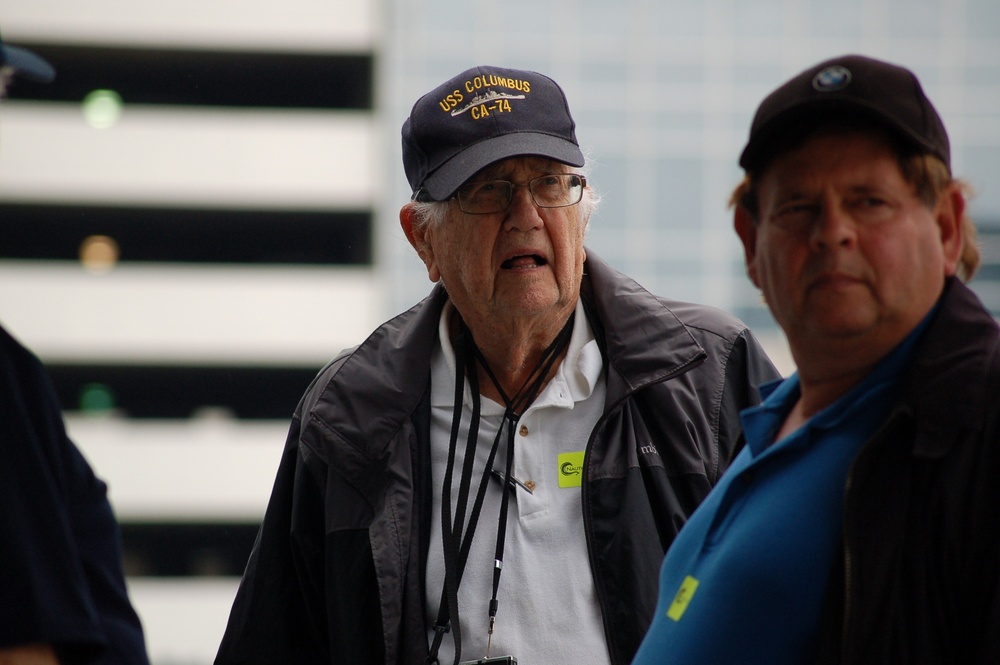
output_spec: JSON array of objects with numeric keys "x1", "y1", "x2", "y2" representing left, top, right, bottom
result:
[{"x1": 453, "y1": 173, "x2": 587, "y2": 215}]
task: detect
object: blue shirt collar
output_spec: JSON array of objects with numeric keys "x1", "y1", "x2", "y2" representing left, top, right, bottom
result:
[{"x1": 744, "y1": 306, "x2": 936, "y2": 455}]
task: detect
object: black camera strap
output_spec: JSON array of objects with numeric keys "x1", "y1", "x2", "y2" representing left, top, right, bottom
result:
[{"x1": 426, "y1": 314, "x2": 574, "y2": 665}]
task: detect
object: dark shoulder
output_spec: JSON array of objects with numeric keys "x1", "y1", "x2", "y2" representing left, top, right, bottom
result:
[{"x1": 655, "y1": 296, "x2": 754, "y2": 341}]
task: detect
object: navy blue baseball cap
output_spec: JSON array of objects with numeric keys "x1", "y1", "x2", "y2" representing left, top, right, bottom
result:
[
  {"x1": 739, "y1": 54, "x2": 949, "y2": 172},
  {"x1": 402, "y1": 65, "x2": 585, "y2": 201},
  {"x1": 0, "y1": 33, "x2": 55, "y2": 83}
]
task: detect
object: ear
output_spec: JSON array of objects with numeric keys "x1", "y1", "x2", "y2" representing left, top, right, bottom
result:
[
  {"x1": 734, "y1": 206, "x2": 761, "y2": 288},
  {"x1": 936, "y1": 184, "x2": 965, "y2": 277},
  {"x1": 400, "y1": 203, "x2": 441, "y2": 283}
]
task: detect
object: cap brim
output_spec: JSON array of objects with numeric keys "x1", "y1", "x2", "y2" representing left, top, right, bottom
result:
[
  {"x1": 421, "y1": 132, "x2": 585, "y2": 201},
  {"x1": 739, "y1": 98, "x2": 943, "y2": 171},
  {"x1": 1, "y1": 44, "x2": 55, "y2": 83}
]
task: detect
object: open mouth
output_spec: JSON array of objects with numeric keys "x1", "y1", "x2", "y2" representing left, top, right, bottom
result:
[{"x1": 501, "y1": 254, "x2": 547, "y2": 270}]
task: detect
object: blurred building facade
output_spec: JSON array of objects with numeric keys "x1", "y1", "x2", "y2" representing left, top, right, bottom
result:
[{"x1": 1, "y1": 1, "x2": 998, "y2": 662}]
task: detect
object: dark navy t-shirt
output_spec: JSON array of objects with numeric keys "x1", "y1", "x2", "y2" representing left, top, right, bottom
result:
[{"x1": 0, "y1": 323, "x2": 149, "y2": 663}]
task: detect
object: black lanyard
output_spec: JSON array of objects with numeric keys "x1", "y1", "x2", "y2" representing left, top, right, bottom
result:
[{"x1": 427, "y1": 314, "x2": 575, "y2": 665}]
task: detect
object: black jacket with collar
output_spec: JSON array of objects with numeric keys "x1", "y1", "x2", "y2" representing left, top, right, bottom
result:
[
  {"x1": 216, "y1": 252, "x2": 779, "y2": 665},
  {"x1": 816, "y1": 278, "x2": 1000, "y2": 664}
]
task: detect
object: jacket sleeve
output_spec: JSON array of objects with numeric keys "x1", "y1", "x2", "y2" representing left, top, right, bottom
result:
[
  {"x1": 976, "y1": 568, "x2": 1000, "y2": 663},
  {"x1": 215, "y1": 415, "x2": 330, "y2": 664},
  {"x1": 715, "y1": 327, "x2": 781, "y2": 478}
]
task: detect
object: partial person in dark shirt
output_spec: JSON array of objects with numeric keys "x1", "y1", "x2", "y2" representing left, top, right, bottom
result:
[{"x1": 0, "y1": 34, "x2": 150, "y2": 665}]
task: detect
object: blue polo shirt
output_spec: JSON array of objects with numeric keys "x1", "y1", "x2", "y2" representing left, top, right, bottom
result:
[{"x1": 632, "y1": 323, "x2": 926, "y2": 664}]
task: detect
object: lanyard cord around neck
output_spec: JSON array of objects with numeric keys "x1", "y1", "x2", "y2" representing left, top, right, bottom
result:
[{"x1": 426, "y1": 313, "x2": 575, "y2": 665}]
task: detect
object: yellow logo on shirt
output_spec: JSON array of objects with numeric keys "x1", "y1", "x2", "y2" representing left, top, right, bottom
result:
[
  {"x1": 557, "y1": 451, "x2": 585, "y2": 488},
  {"x1": 667, "y1": 576, "x2": 700, "y2": 621}
]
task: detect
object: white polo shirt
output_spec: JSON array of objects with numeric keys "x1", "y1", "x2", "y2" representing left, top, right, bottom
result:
[{"x1": 425, "y1": 299, "x2": 610, "y2": 665}]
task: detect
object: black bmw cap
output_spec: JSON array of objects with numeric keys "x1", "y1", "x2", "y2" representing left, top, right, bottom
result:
[{"x1": 739, "y1": 54, "x2": 948, "y2": 172}]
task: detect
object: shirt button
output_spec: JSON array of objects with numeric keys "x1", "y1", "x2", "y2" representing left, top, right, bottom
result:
[
  {"x1": 524, "y1": 480, "x2": 536, "y2": 492},
  {"x1": 519, "y1": 425, "x2": 529, "y2": 437}
]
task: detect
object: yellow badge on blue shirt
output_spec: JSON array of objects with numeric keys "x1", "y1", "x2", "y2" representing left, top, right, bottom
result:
[
  {"x1": 667, "y1": 575, "x2": 700, "y2": 621},
  {"x1": 557, "y1": 451, "x2": 585, "y2": 488}
]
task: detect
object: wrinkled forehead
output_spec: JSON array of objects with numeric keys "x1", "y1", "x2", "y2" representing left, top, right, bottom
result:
[{"x1": 756, "y1": 129, "x2": 914, "y2": 200}]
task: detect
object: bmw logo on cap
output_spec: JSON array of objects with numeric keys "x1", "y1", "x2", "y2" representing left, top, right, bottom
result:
[{"x1": 812, "y1": 65, "x2": 852, "y2": 91}]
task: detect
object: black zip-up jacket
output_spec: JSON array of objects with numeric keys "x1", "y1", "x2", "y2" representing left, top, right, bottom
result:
[
  {"x1": 816, "y1": 278, "x2": 1000, "y2": 664},
  {"x1": 216, "y1": 253, "x2": 779, "y2": 665}
]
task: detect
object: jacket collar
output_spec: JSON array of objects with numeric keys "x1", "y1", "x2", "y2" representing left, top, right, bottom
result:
[
  {"x1": 581, "y1": 250, "x2": 707, "y2": 393},
  {"x1": 309, "y1": 285, "x2": 447, "y2": 453},
  {"x1": 317, "y1": 250, "x2": 708, "y2": 451},
  {"x1": 901, "y1": 277, "x2": 1000, "y2": 456}
]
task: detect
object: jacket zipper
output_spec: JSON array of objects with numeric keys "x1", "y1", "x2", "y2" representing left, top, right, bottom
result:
[
  {"x1": 581, "y1": 360, "x2": 706, "y2": 665},
  {"x1": 839, "y1": 407, "x2": 907, "y2": 661}
]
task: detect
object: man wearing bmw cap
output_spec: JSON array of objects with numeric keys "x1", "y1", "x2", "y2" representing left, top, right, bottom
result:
[
  {"x1": 0, "y1": 33, "x2": 150, "y2": 665},
  {"x1": 632, "y1": 55, "x2": 999, "y2": 664},
  {"x1": 216, "y1": 65, "x2": 777, "y2": 665}
]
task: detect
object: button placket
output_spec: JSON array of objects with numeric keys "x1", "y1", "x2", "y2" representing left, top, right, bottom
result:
[{"x1": 515, "y1": 412, "x2": 542, "y2": 512}]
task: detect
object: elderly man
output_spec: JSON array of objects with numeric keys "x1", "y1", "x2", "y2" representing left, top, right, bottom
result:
[
  {"x1": 0, "y1": 34, "x2": 149, "y2": 665},
  {"x1": 216, "y1": 65, "x2": 777, "y2": 665},
  {"x1": 632, "y1": 55, "x2": 1000, "y2": 664}
]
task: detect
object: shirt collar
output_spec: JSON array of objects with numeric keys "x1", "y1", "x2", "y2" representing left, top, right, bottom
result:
[
  {"x1": 430, "y1": 299, "x2": 601, "y2": 409},
  {"x1": 743, "y1": 308, "x2": 934, "y2": 454}
]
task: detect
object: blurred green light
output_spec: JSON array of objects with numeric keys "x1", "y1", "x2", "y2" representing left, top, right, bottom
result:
[
  {"x1": 82, "y1": 89, "x2": 123, "y2": 129},
  {"x1": 80, "y1": 382, "x2": 116, "y2": 414}
]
